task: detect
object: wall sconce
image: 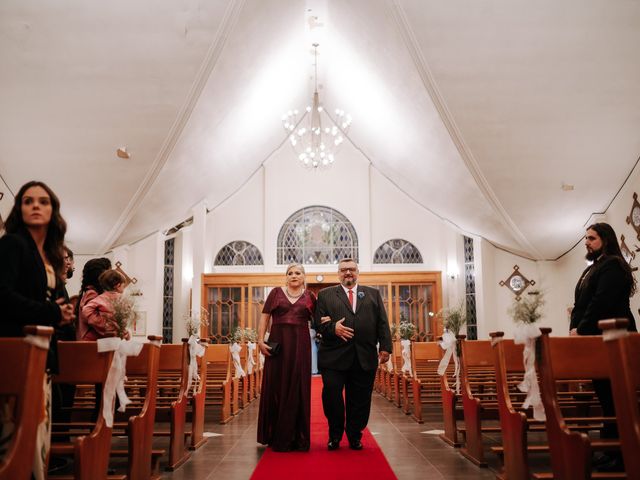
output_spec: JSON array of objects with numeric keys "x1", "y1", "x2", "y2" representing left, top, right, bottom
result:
[{"x1": 447, "y1": 262, "x2": 459, "y2": 280}]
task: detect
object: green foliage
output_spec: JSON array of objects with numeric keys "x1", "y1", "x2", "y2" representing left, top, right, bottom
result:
[
  {"x1": 392, "y1": 320, "x2": 417, "y2": 340},
  {"x1": 111, "y1": 293, "x2": 139, "y2": 339},
  {"x1": 184, "y1": 307, "x2": 210, "y2": 337},
  {"x1": 438, "y1": 301, "x2": 467, "y2": 335},
  {"x1": 230, "y1": 327, "x2": 258, "y2": 343},
  {"x1": 509, "y1": 291, "x2": 545, "y2": 324},
  {"x1": 243, "y1": 327, "x2": 258, "y2": 342}
]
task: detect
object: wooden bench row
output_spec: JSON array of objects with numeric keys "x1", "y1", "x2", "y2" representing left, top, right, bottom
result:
[
  {"x1": 0, "y1": 330, "x2": 259, "y2": 480},
  {"x1": 383, "y1": 330, "x2": 639, "y2": 479}
]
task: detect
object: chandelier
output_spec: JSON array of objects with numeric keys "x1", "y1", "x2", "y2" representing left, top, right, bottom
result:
[{"x1": 282, "y1": 44, "x2": 352, "y2": 169}]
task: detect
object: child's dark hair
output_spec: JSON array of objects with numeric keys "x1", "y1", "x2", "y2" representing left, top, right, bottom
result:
[{"x1": 98, "y1": 269, "x2": 126, "y2": 292}]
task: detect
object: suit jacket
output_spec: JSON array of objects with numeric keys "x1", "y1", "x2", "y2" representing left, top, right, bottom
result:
[
  {"x1": 314, "y1": 285, "x2": 392, "y2": 371},
  {"x1": 0, "y1": 228, "x2": 62, "y2": 337},
  {"x1": 570, "y1": 255, "x2": 637, "y2": 335}
]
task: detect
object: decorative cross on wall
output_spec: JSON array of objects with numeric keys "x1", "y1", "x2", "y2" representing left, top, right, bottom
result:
[
  {"x1": 114, "y1": 261, "x2": 138, "y2": 287},
  {"x1": 499, "y1": 265, "x2": 536, "y2": 301}
]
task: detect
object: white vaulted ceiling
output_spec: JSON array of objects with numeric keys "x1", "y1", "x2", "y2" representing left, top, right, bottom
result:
[{"x1": 1, "y1": 0, "x2": 639, "y2": 260}]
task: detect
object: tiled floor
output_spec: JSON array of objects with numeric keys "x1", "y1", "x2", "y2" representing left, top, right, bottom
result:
[{"x1": 162, "y1": 391, "x2": 500, "y2": 480}]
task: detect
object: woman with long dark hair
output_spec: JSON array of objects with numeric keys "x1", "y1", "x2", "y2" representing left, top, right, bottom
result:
[
  {"x1": 0, "y1": 180, "x2": 75, "y2": 335},
  {"x1": 0, "y1": 180, "x2": 75, "y2": 479}
]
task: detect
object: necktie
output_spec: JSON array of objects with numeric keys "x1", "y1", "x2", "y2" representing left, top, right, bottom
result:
[{"x1": 348, "y1": 289, "x2": 354, "y2": 309}]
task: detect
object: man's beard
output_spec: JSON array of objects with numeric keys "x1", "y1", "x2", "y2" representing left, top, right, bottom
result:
[
  {"x1": 66, "y1": 267, "x2": 74, "y2": 279},
  {"x1": 342, "y1": 277, "x2": 355, "y2": 287},
  {"x1": 585, "y1": 248, "x2": 602, "y2": 262}
]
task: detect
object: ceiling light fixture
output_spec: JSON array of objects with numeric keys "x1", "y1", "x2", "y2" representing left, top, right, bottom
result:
[
  {"x1": 282, "y1": 43, "x2": 352, "y2": 169},
  {"x1": 116, "y1": 147, "x2": 131, "y2": 159}
]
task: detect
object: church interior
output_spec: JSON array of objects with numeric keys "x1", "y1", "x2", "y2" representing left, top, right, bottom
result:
[{"x1": 1, "y1": 0, "x2": 640, "y2": 478}]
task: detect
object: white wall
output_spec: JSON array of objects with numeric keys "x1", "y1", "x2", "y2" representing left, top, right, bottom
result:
[{"x1": 111, "y1": 139, "x2": 640, "y2": 342}]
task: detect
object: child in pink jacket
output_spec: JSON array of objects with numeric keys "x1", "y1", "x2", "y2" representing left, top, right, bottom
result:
[{"x1": 81, "y1": 269, "x2": 127, "y2": 339}]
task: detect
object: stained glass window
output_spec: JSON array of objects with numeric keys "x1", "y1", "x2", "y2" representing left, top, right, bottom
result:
[
  {"x1": 214, "y1": 241, "x2": 263, "y2": 266},
  {"x1": 464, "y1": 236, "x2": 477, "y2": 340},
  {"x1": 373, "y1": 239, "x2": 423, "y2": 264},
  {"x1": 162, "y1": 237, "x2": 175, "y2": 344},
  {"x1": 276, "y1": 206, "x2": 358, "y2": 264}
]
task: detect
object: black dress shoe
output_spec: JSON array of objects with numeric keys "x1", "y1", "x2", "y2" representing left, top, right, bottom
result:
[
  {"x1": 327, "y1": 438, "x2": 340, "y2": 450},
  {"x1": 592, "y1": 452, "x2": 613, "y2": 467},
  {"x1": 349, "y1": 440, "x2": 363, "y2": 450},
  {"x1": 595, "y1": 456, "x2": 624, "y2": 473}
]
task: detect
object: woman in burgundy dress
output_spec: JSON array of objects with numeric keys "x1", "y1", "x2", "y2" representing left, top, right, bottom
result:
[{"x1": 257, "y1": 263, "x2": 316, "y2": 451}]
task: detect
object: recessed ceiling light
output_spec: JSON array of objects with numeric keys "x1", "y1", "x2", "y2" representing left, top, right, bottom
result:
[
  {"x1": 116, "y1": 147, "x2": 131, "y2": 159},
  {"x1": 561, "y1": 183, "x2": 574, "y2": 191}
]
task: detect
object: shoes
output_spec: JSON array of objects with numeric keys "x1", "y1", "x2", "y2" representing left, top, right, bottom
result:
[
  {"x1": 592, "y1": 452, "x2": 613, "y2": 467},
  {"x1": 327, "y1": 438, "x2": 341, "y2": 450},
  {"x1": 47, "y1": 456, "x2": 71, "y2": 474},
  {"x1": 349, "y1": 440, "x2": 363, "y2": 450},
  {"x1": 595, "y1": 456, "x2": 624, "y2": 473}
]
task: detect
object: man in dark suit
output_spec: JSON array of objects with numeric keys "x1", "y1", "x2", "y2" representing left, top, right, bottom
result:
[
  {"x1": 314, "y1": 258, "x2": 392, "y2": 451},
  {"x1": 569, "y1": 222, "x2": 637, "y2": 472},
  {"x1": 570, "y1": 223, "x2": 636, "y2": 336}
]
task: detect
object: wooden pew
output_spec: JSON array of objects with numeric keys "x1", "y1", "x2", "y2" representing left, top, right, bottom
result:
[
  {"x1": 154, "y1": 342, "x2": 190, "y2": 471},
  {"x1": 237, "y1": 343, "x2": 250, "y2": 409},
  {"x1": 204, "y1": 344, "x2": 233, "y2": 424},
  {"x1": 600, "y1": 319, "x2": 640, "y2": 479},
  {"x1": 186, "y1": 338, "x2": 208, "y2": 450},
  {"x1": 389, "y1": 341, "x2": 404, "y2": 407},
  {"x1": 409, "y1": 341, "x2": 442, "y2": 423},
  {"x1": 0, "y1": 326, "x2": 53, "y2": 480},
  {"x1": 459, "y1": 338, "x2": 498, "y2": 467},
  {"x1": 113, "y1": 337, "x2": 162, "y2": 480},
  {"x1": 440, "y1": 358, "x2": 463, "y2": 447},
  {"x1": 490, "y1": 331, "x2": 556, "y2": 479},
  {"x1": 49, "y1": 341, "x2": 116, "y2": 480},
  {"x1": 537, "y1": 328, "x2": 623, "y2": 480}
]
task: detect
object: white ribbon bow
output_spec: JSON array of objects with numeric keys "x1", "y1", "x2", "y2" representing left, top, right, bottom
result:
[
  {"x1": 401, "y1": 339, "x2": 412, "y2": 375},
  {"x1": 97, "y1": 337, "x2": 143, "y2": 427},
  {"x1": 246, "y1": 342, "x2": 257, "y2": 375},
  {"x1": 437, "y1": 330, "x2": 460, "y2": 394},
  {"x1": 230, "y1": 342, "x2": 245, "y2": 378},
  {"x1": 186, "y1": 335, "x2": 206, "y2": 397},
  {"x1": 513, "y1": 323, "x2": 545, "y2": 421}
]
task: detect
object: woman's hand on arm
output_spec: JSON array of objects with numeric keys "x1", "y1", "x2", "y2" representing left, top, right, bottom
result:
[
  {"x1": 257, "y1": 312, "x2": 272, "y2": 356},
  {"x1": 56, "y1": 298, "x2": 76, "y2": 326}
]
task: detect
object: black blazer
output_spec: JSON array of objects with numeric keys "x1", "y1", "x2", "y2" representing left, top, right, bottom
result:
[
  {"x1": 314, "y1": 285, "x2": 392, "y2": 371},
  {"x1": 0, "y1": 228, "x2": 63, "y2": 337},
  {"x1": 570, "y1": 255, "x2": 637, "y2": 335}
]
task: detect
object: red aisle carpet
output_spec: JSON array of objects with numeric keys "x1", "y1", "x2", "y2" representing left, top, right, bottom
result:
[{"x1": 251, "y1": 376, "x2": 397, "y2": 480}]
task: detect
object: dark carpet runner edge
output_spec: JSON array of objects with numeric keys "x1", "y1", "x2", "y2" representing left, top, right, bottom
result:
[{"x1": 251, "y1": 376, "x2": 397, "y2": 479}]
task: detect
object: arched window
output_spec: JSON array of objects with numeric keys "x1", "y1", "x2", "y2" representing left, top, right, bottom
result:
[
  {"x1": 277, "y1": 206, "x2": 358, "y2": 264},
  {"x1": 214, "y1": 241, "x2": 263, "y2": 266},
  {"x1": 373, "y1": 239, "x2": 423, "y2": 264}
]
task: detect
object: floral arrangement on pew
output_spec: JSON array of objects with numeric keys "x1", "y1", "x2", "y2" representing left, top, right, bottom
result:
[
  {"x1": 243, "y1": 328, "x2": 258, "y2": 375},
  {"x1": 229, "y1": 327, "x2": 246, "y2": 378},
  {"x1": 111, "y1": 293, "x2": 139, "y2": 339},
  {"x1": 183, "y1": 308, "x2": 210, "y2": 396},
  {"x1": 392, "y1": 315, "x2": 416, "y2": 375},
  {"x1": 99, "y1": 292, "x2": 144, "y2": 427},
  {"x1": 437, "y1": 302, "x2": 468, "y2": 394},
  {"x1": 509, "y1": 290, "x2": 546, "y2": 420}
]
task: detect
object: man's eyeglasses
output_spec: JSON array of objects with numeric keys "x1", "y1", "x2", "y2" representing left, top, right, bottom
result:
[{"x1": 339, "y1": 267, "x2": 357, "y2": 273}]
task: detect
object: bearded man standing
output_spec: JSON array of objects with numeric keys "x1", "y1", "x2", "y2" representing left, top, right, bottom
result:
[
  {"x1": 314, "y1": 258, "x2": 392, "y2": 451},
  {"x1": 570, "y1": 222, "x2": 636, "y2": 472}
]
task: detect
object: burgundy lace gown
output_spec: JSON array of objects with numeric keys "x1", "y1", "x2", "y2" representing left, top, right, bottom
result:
[{"x1": 257, "y1": 287, "x2": 316, "y2": 451}]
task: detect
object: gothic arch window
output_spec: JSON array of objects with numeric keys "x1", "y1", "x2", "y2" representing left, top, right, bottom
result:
[
  {"x1": 214, "y1": 241, "x2": 263, "y2": 266},
  {"x1": 277, "y1": 206, "x2": 358, "y2": 264},
  {"x1": 373, "y1": 239, "x2": 423, "y2": 264}
]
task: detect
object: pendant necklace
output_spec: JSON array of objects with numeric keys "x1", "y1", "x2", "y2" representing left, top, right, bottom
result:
[{"x1": 285, "y1": 288, "x2": 304, "y2": 299}]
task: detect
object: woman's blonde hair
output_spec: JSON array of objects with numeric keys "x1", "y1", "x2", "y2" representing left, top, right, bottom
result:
[{"x1": 286, "y1": 262, "x2": 305, "y2": 275}]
